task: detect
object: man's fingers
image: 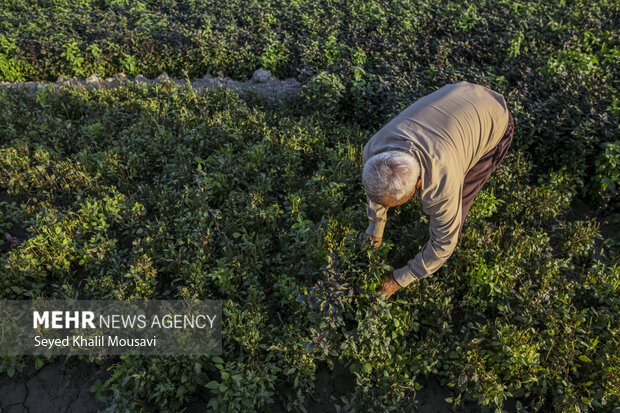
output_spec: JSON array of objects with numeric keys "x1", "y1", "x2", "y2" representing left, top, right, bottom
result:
[
  {"x1": 377, "y1": 289, "x2": 390, "y2": 300},
  {"x1": 377, "y1": 278, "x2": 395, "y2": 300},
  {"x1": 368, "y1": 236, "x2": 382, "y2": 249}
]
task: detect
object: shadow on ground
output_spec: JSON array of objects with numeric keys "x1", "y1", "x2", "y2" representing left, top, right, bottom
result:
[{"x1": 0, "y1": 357, "x2": 109, "y2": 413}]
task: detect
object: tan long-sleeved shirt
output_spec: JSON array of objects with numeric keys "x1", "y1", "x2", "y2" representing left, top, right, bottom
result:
[{"x1": 363, "y1": 81, "x2": 510, "y2": 287}]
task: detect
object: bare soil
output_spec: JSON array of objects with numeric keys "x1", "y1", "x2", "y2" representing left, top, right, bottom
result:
[{"x1": 0, "y1": 358, "x2": 109, "y2": 413}]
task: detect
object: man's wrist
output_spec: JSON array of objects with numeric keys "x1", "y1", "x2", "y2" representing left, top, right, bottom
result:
[
  {"x1": 387, "y1": 271, "x2": 400, "y2": 287},
  {"x1": 392, "y1": 266, "x2": 416, "y2": 288},
  {"x1": 365, "y1": 220, "x2": 386, "y2": 238}
]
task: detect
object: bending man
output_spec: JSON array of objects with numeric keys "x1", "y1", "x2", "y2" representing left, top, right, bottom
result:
[{"x1": 362, "y1": 81, "x2": 514, "y2": 299}]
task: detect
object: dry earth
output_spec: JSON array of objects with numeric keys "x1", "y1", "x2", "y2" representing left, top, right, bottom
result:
[{"x1": 0, "y1": 358, "x2": 108, "y2": 413}]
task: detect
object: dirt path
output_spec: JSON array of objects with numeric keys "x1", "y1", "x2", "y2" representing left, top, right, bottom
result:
[{"x1": 0, "y1": 68, "x2": 302, "y2": 99}]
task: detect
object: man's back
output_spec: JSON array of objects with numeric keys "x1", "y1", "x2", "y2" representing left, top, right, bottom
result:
[{"x1": 362, "y1": 81, "x2": 510, "y2": 176}]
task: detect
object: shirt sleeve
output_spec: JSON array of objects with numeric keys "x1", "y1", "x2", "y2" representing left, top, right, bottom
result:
[
  {"x1": 392, "y1": 194, "x2": 462, "y2": 288},
  {"x1": 365, "y1": 195, "x2": 388, "y2": 238}
]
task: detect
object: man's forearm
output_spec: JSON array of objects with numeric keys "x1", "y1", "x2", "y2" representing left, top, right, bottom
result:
[
  {"x1": 365, "y1": 220, "x2": 386, "y2": 238},
  {"x1": 393, "y1": 232, "x2": 458, "y2": 287},
  {"x1": 390, "y1": 193, "x2": 462, "y2": 287},
  {"x1": 366, "y1": 196, "x2": 388, "y2": 238}
]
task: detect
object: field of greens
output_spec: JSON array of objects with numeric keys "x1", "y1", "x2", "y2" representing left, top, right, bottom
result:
[{"x1": 0, "y1": 0, "x2": 618, "y2": 412}]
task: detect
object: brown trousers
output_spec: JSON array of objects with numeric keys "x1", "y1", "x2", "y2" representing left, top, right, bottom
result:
[{"x1": 459, "y1": 111, "x2": 514, "y2": 237}]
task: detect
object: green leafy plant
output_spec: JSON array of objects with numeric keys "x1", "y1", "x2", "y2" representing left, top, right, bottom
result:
[
  {"x1": 60, "y1": 41, "x2": 86, "y2": 77},
  {"x1": 592, "y1": 141, "x2": 620, "y2": 204}
]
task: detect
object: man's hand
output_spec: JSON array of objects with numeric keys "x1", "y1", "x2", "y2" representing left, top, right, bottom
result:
[
  {"x1": 368, "y1": 235, "x2": 382, "y2": 249},
  {"x1": 377, "y1": 270, "x2": 401, "y2": 300}
]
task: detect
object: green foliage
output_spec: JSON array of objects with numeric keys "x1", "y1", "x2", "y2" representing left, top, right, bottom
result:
[
  {"x1": 592, "y1": 141, "x2": 620, "y2": 203},
  {"x1": 60, "y1": 41, "x2": 86, "y2": 77},
  {"x1": 0, "y1": 1, "x2": 617, "y2": 202},
  {"x1": 0, "y1": 0, "x2": 619, "y2": 411},
  {"x1": 300, "y1": 71, "x2": 345, "y2": 117},
  {"x1": 205, "y1": 358, "x2": 278, "y2": 411},
  {"x1": 0, "y1": 34, "x2": 27, "y2": 81},
  {"x1": 0, "y1": 78, "x2": 617, "y2": 412},
  {"x1": 90, "y1": 355, "x2": 208, "y2": 412}
]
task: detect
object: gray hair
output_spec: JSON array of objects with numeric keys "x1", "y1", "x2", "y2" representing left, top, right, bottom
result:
[{"x1": 362, "y1": 151, "x2": 420, "y2": 204}]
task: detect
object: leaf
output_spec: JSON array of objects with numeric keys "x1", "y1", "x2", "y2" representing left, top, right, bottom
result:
[
  {"x1": 206, "y1": 380, "x2": 219, "y2": 390},
  {"x1": 578, "y1": 355, "x2": 591, "y2": 362}
]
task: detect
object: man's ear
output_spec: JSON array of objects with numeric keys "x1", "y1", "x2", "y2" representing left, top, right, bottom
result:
[{"x1": 415, "y1": 177, "x2": 422, "y2": 189}]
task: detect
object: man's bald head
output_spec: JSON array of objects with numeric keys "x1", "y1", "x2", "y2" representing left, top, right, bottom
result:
[{"x1": 362, "y1": 150, "x2": 420, "y2": 206}]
